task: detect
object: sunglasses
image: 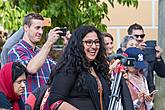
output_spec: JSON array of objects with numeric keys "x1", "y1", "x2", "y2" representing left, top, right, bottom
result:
[{"x1": 134, "y1": 34, "x2": 145, "y2": 39}]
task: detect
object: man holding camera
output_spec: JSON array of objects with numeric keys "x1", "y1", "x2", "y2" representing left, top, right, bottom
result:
[
  {"x1": 127, "y1": 23, "x2": 165, "y2": 93},
  {"x1": 7, "y1": 13, "x2": 65, "y2": 102}
]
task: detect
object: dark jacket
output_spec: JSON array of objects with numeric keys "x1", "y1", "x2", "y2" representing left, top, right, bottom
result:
[
  {"x1": 0, "y1": 92, "x2": 24, "y2": 110},
  {"x1": 146, "y1": 57, "x2": 165, "y2": 92},
  {"x1": 109, "y1": 74, "x2": 134, "y2": 110},
  {"x1": 120, "y1": 77, "x2": 134, "y2": 110},
  {"x1": 49, "y1": 70, "x2": 110, "y2": 110}
]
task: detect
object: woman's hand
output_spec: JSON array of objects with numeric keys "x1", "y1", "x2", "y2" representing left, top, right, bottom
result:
[
  {"x1": 144, "y1": 94, "x2": 154, "y2": 102},
  {"x1": 155, "y1": 45, "x2": 163, "y2": 58},
  {"x1": 138, "y1": 92, "x2": 145, "y2": 103},
  {"x1": 108, "y1": 59, "x2": 120, "y2": 75}
]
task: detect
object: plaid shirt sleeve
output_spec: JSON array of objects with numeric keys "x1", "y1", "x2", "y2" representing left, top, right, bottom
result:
[{"x1": 8, "y1": 46, "x2": 31, "y2": 66}]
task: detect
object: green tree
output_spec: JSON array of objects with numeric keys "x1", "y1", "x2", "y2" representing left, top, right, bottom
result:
[
  {"x1": 0, "y1": 0, "x2": 26, "y2": 30},
  {"x1": 0, "y1": 0, "x2": 138, "y2": 59},
  {"x1": 0, "y1": 0, "x2": 138, "y2": 32}
]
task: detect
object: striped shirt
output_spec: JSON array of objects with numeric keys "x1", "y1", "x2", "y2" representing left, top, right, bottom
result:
[{"x1": 8, "y1": 40, "x2": 56, "y2": 102}]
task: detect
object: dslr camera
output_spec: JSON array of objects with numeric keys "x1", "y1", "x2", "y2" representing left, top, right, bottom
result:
[
  {"x1": 107, "y1": 54, "x2": 135, "y2": 67},
  {"x1": 57, "y1": 27, "x2": 67, "y2": 36}
]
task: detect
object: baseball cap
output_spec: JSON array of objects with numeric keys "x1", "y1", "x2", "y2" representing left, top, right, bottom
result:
[{"x1": 124, "y1": 47, "x2": 146, "y2": 69}]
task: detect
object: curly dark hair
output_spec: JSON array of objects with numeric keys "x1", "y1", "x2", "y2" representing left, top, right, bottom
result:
[{"x1": 47, "y1": 25, "x2": 109, "y2": 89}]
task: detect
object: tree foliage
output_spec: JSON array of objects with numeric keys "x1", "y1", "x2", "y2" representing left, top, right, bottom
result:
[
  {"x1": 0, "y1": 0, "x2": 138, "y2": 32},
  {"x1": 108, "y1": 0, "x2": 138, "y2": 8},
  {"x1": 0, "y1": 0, "x2": 26, "y2": 30}
]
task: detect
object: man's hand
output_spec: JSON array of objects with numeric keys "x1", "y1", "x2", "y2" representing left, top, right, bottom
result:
[
  {"x1": 61, "y1": 31, "x2": 72, "y2": 48},
  {"x1": 155, "y1": 45, "x2": 163, "y2": 58},
  {"x1": 47, "y1": 27, "x2": 62, "y2": 45}
]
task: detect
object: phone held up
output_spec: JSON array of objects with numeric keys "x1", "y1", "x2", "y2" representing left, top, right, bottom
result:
[
  {"x1": 145, "y1": 40, "x2": 157, "y2": 47},
  {"x1": 43, "y1": 18, "x2": 67, "y2": 36},
  {"x1": 144, "y1": 40, "x2": 157, "y2": 62},
  {"x1": 149, "y1": 89, "x2": 158, "y2": 97},
  {"x1": 57, "y1": 27, "x2": 67, "y2": 36}
]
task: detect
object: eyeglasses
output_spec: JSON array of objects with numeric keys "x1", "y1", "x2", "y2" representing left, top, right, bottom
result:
[
  {"x1": 83, "y1": 40, "x2": 100, "y2": 46},
  {"x1": 134, "y1": 34, "x2": 145, "y2": 39}
]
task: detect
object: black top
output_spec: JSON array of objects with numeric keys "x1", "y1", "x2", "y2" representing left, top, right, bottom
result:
[
  {"x1": 49, "y1": 70, "x2": 110, "y2": 110},
  {"x1": 0, "y1": 92, "x2": 24, "y2": 109},
  {"x1": 146, "y1": 57, "x2": 165, "y2": 92}
]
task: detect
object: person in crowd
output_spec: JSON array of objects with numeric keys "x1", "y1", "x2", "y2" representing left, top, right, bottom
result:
[
  {"x1": 0, "y1": 62, "x2": 28, "y2": 110},
  {"x1": 48, "y1": 25, "x2": 109, "y2": 110},
  {"x1": 103, "y1": 33, "x2": 135, "y2": 110},
  {"x1": 127, "y1": 23, "x2": 165, "y2": 93},
  {"x1": 124, "y1": 47, "x2": 154, "y2": 110},
  {"x1": 7, "y1": 13, "x2": 63, "y2": 102},
  {"x1": 102, "y1": 32, "x2": 114, "y2": 56},
  {"x1": 2, "y1": 27, "x2": 71, "y2": 68},
  {"x1": 48, "y1": 25, "x2": 134, "y2": 110},
  {"x1": 103, "y1": 32, "x2": 117, "y2": 75},
  {"x1": 25, "y1": 33, "x2": 71, "y2": 110},
  {"x1": 1, "y1": 27, "x2": 24, "y2": 68},
  {"x1": 117, "y1": 35, "x2": 138, "y2": 54},
  {"x1": 117, "y1": 35, "x2": 150, "y2": 79}
]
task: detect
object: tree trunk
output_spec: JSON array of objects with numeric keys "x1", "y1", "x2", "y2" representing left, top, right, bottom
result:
[{"x1": 155, "y1": 0, "x2": 165, "y2": 109}]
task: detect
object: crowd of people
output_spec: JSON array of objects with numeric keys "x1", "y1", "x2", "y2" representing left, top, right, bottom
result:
[{"x1": 0, "y1": 12, "x2": 164, "y2": 110}]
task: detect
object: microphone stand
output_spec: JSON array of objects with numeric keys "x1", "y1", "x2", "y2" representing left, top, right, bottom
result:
[{"x1": 108, "y1": 65, "x2": 126, "y2": 110}]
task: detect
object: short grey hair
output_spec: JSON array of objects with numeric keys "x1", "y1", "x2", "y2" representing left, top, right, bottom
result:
[{"x1": 120, "y1": 35, "x2": 136, "y2": 48}]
